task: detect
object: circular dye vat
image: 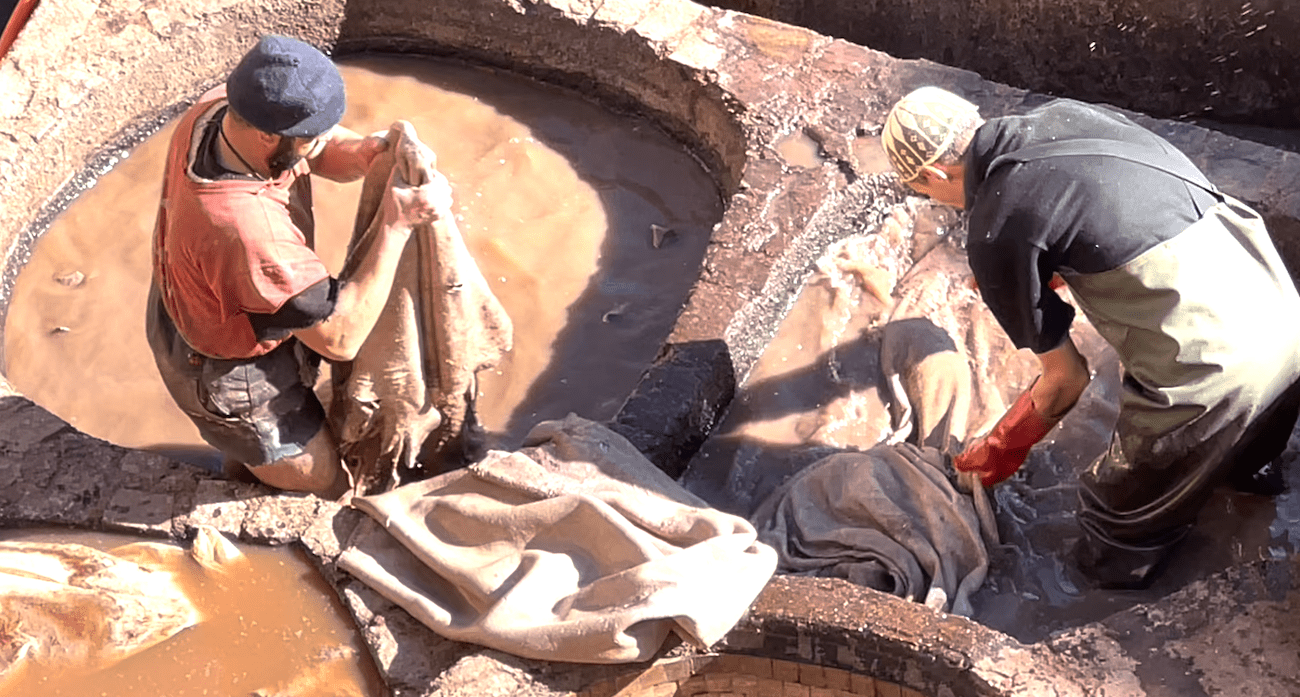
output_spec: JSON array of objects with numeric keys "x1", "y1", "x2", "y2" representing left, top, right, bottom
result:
[{"x1": 3, "y1": 56, "x2": 721, "y2": 467}]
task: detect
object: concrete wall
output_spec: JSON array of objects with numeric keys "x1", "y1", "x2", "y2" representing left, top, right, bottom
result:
[{"x1": 703, "y1": 0, "x2": 1300, "y2": 127}]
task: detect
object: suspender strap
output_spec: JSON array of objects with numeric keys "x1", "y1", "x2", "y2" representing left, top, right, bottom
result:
[{"x1": 987, "y1": 138, "x2": 1221, "y2": 198}]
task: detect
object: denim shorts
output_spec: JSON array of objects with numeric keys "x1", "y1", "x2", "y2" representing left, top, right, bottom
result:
[{"x1": 146, "y1": 285, "x2": 325, "y2": 467}]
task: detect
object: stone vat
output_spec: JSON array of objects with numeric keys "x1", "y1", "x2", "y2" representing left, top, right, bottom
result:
[{"x1": 2, "y1": 0, "x2": 1299, "y2": 695}]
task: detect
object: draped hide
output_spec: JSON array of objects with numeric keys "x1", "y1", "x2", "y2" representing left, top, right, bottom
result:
[
  {"x1": 751, "y1": 238, "x2": 1005, "y2": 614},
  {"x1": 337, "y1": 415, "x2": 777, "y2": 663},
  {"x1": 330, "y1": 121, "x2": 512, "y2": 495},
  {"x1": 752, "y1": 443, "x2": 995, "y2": 616}
]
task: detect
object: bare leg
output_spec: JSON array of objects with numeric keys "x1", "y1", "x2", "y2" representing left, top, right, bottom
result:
[{"x1": 244, "y1": 428, "x2": 350, "y2": 500}]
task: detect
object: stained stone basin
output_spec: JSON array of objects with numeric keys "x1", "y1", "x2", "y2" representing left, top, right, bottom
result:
[{"x1": 2, "y1": 0, "x2": 1300, "y2": 696}]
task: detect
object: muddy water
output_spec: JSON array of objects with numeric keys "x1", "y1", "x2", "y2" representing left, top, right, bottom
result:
[
  {"x1": 681, "y1": 198, "x2": 1299, "y2": 642},
  {"x1": 4, "y1": 56, "x2": 720, "y2": 464},
  {"x1": 775, "y1": 130, "x2": 824, "y2": 169},
  {"x1": 0, "y1": 529, "x2": 384, "y2": 697}
]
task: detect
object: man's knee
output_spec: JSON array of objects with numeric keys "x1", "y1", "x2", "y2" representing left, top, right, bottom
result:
[{"x1": 244, "y1": 429, "x2": 347, "y2": 498}]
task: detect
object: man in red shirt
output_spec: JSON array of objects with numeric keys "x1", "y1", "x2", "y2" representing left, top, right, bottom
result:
[{"x1": 148, "y1": 35, "x2": 450, "y2": 498}]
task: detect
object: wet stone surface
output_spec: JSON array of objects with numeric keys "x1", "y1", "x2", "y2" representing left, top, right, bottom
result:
[{"x1": 703, "y1": 0, "x2": 1300, "y2": 130}]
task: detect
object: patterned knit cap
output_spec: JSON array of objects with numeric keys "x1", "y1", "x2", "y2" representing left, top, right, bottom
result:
[{"x1": 883, "y1": 86, "x2": 981, "y2": 183}]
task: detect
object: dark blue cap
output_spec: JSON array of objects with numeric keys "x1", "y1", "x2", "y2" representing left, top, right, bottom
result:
[{"x1": 226, "y1": 35, "x2": 345, "y2": 138}]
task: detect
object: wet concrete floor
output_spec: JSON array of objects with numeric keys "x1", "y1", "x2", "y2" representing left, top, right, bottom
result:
[{"x1": 4, "y1": 55, "x2": 721, "y2": 470}]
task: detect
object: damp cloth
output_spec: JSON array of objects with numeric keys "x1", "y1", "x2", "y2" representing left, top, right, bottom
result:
[
  {"x1": 755, "y1": 238, "x2": 1005, "y2": 617},
  {"x1": 329, "y1": 120, "x2": 512, "y2": 495},
  {"x1": 750, "y1": 442, "x2": 992, "y2": 616},
  {"x1": 337, "y1": 414, "x2": 778, "y2": 663}
]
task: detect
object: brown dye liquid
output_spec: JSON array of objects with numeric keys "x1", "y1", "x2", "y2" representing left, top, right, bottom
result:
[
  {"x1": 4, "y1": 56, "x2": 720, "y2": 465},
  {"x1": 681, "y1": 200, "x2": 1300, "y2": 643},
  {"x1": 0, "y1": 529, "x2": 385, "y2": 697},
  {"x1": 775, "y1": 131, "x2": 824, "y2": 170}
]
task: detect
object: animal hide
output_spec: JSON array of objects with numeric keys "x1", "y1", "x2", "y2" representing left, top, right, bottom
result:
[
  {"x1": 876, "y1": 240, "x2": 1038, "y2": 453},
  {"x1": 337, "y1": 415, "x2": 776, "y2": 664},
  {"x1": 751, "y1": 442, "x2": 994, "y2": 616},
  {"x1": 0, "y1": 526, "x2": 239, "y2": 690},
  {"x1": 330, "y1": 121, "x2": 513, "y2": 495}
]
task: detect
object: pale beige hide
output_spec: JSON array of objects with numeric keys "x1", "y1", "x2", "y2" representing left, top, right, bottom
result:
[
  {"x1": 803, "y1": 202, "x2": 1042, "y2": 551},
  {"x1": 0, "y1": 526, "x2": 240, "y2": 690},
  {"x1": 338, "y1": 415, "x2": 777, "y2": 664},
  {"x1": 331, "y1": 121, "x2": 513, "y2": 495},
  {"x1": 803, "y1": 201, "x2": 1036, "y2": 456},
  {"x1": 877, "y1": 240, "x2": 1037, "y2": 454}
]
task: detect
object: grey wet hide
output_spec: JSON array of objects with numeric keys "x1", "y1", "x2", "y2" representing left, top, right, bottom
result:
[
  {"x1": 336, "y1": 414, "x2": 777, "y2": 664},
  {"x1": 330, "y1": 121, "x2": 512, "y2": 495},
  {"x1": 751, "y1": 442, "x2": 992, "y2": 616}
]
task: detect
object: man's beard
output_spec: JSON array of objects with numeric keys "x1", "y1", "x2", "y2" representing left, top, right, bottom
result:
[{"x1": 268, "y1": 138, "x2": 304, "y2": 176}]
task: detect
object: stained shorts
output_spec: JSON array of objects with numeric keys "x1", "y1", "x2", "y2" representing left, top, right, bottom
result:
[{"x1": 146, "y1": 283, "x2": 325, "y2": 467}]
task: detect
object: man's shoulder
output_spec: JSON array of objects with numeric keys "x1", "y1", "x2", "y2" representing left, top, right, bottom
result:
[
  {"x1": 1022, "y1": 98, "x2": 1148, "y2": 139},
  {"x1": 194, "y1": 84, "x2": 229, "y2": 109}
]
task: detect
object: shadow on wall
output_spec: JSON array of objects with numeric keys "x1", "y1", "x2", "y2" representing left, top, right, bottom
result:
[{"x1": 701, "y1": 0, "x2": 1300, "y2": 130}]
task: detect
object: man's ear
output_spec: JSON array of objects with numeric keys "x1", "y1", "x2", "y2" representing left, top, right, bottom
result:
[
  {"x1": 253, "y1": 129, "x2": 280, "y2": 147},
  {"x1": 916, "y1": 164, "x2": 950, "y2": 184}
]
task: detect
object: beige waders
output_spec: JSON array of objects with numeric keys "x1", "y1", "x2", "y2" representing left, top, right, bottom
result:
[{"x1": 1067, "y1": 196, "x2": 1300, "y2": 586}]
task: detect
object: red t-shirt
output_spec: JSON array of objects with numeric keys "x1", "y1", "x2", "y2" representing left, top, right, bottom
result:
[{"x1": 152, "y1": 87, "x2": 331, "y2": 359}]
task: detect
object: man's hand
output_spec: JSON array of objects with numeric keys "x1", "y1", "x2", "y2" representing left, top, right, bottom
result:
[
  {"x1": 382, "y1": 170, "x2": 454, "y2": 230},
  {"x1": 327, "y1": 128, "x2": 391, "y2": 170},
  {"x1": 954, "y1": 335, "x2": 1087, "y2": 486},
  {"x1": 305, "y1": 126, "x2": 392, "y2": 182},
  {"x1": 954, "y1": 381, "x2": 1060, "y2": 487},
  {"x1": 355, "y1": 129, "x2": 393, "y2": 167}
]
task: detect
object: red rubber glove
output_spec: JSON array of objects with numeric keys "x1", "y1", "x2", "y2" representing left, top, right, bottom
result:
[{"x1": 955, "y1": 382, "x2": 1060, "y2": 487}]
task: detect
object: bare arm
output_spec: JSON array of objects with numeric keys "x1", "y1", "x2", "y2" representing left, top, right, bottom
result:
[
  {"x1": 1030, "y1": 332, "x2": 1090, "y2": 418},
  {"x1": 308, "y1": 125, "x2": 390, "y2": 183},
  {"x1": 291, "y1": 171, "x2": 453, "y2": 361}
]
